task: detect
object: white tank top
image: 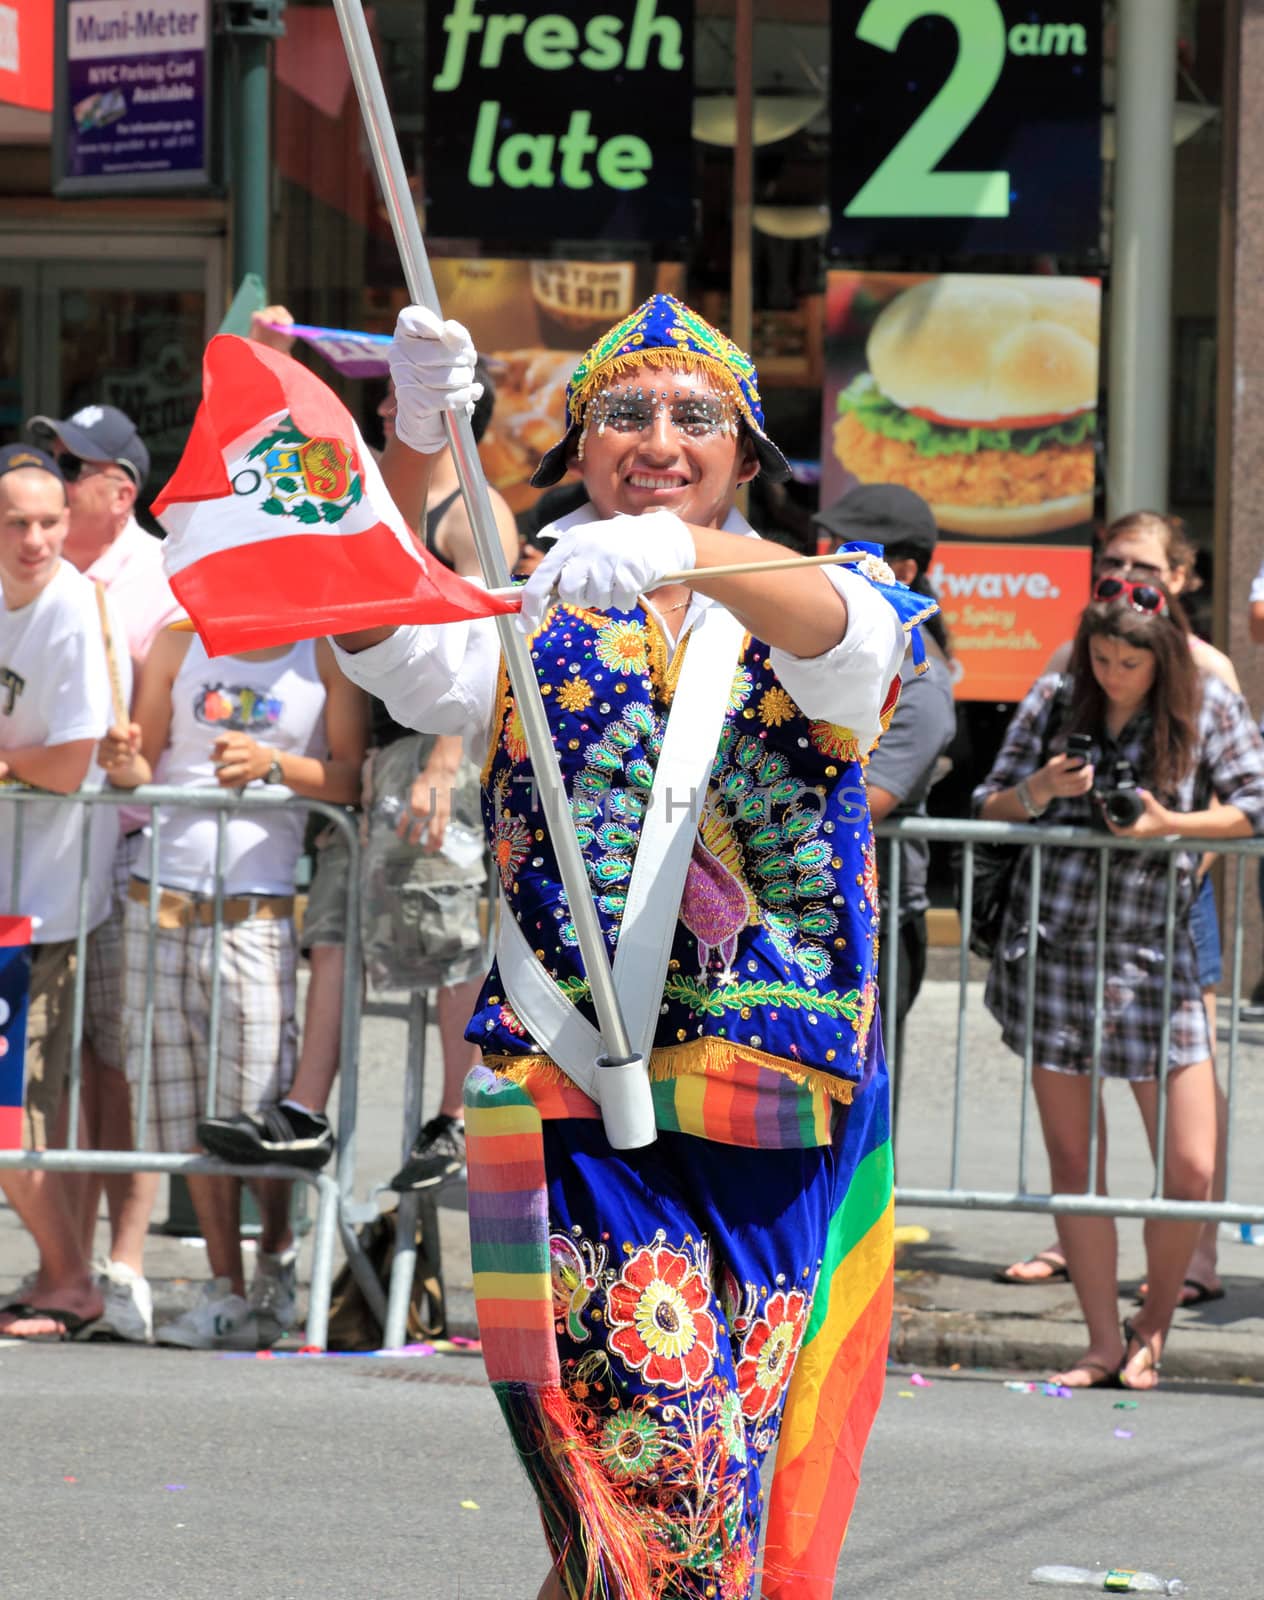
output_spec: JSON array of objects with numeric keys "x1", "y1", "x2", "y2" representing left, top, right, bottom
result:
[{"x1": 141, "y1": 638, "x2": 327, "y2": 896}]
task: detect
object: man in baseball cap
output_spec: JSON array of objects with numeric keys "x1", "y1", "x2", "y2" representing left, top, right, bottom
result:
[
  {"x1": 814, "y1": 483, "x2": 956, "y2": 1118},
  {"x1": 19, "y1": 401, "x2": 180, "y2": 1345},
  {"x1": 25, "y1": 404, "x2": 149, "y2": 489}
]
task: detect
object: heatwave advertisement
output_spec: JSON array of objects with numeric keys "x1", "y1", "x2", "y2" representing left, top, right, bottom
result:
[
  {"x1": 820, "y1": 270, "x2": 1100, "y2": 702},
  {"x1": 431, "y1": 257, "x2": 684, "y2": 515}
]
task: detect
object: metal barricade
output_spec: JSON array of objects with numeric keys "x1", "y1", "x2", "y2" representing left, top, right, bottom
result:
[
  {"x1": 876, "y1": 815, "x2": 1264, "y2": 1229},
  {"x1": 0, "y1": 782, "x2": 368, "y2": 1348}
]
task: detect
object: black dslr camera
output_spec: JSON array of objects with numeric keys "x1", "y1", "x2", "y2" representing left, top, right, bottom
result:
[{"x1": 1065, "y1": 735, "x2": 1144, "y2": 827}]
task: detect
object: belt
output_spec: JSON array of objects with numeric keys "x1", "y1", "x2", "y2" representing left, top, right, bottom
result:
[{"x1": 128, "y1": 878, "x2": 294, "y2": 930}]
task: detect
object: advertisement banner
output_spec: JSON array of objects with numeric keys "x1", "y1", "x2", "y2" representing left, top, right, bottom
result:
[
  {"x1": 53, "y1": 0, "x2": 211, "y2": 196},
  {"x1": 423, "y1": 0, "x2": 693, "y2": 246},
  {"x1": 431, "y1": 257, "x2": 684, "y2": 513},
  {"x1": 829, "y1": 0, "x2": 1101, "y2": 259},
  {"x1": 820, "y1": 269, "x2": 1100, "y2": 701},
  {"x1": 0, "y1": 0, "x2": 54, "y2": 112}
]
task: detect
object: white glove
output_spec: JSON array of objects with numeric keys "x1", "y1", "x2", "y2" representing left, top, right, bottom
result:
[
  {"x1": 388, "y1": 306, "x2": 483, "y2": 455},
  {"x1": 517, "y1": 511, "x2": 696, "y2": 635}
]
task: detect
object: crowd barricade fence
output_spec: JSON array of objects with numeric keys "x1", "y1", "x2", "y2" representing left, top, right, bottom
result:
[
  {"x1": 875, "y1": 816, "x2": 1264, "y2": 1229},
  {"x1": 0, "y1": 783, "x2": 375, "y2": 1350}
]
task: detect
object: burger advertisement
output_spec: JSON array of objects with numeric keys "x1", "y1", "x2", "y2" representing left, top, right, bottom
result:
[{"x1": 821, "y1": 271, "x2": 1101, "y2": 702}]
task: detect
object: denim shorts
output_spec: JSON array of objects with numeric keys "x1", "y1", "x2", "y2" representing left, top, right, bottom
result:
[{"x1": 1188, "y1": 871, "x2": 1222, "y2": 990}]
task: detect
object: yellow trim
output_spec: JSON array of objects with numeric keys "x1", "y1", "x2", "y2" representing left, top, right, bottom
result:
[
  {"x1": 570, "y1": 348, "x2": 756, "y2": 435},
  {"x1": 480, "y1": 658, "x2": 512, "y2": 789},
  {"x1": 486, "y1": 1037, "x2": 857, "y2": 1105},
  {"x1": 643, "y1": 606, "x2": 691, "y2": 703}
]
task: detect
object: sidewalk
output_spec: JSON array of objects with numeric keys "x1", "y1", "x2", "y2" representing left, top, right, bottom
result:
[{"x1": 2, "y1": 972, "x2": 1261, "y2": 1380}]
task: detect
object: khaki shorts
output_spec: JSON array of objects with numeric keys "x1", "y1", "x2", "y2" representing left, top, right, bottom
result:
[
  {"x1": 300, "y1": 823, "x2": 352, "y2": 953},
  {"x1": 83, "y1": 831, "x2": 140, "y2": 1069},
  {"x1": 23, "y1": 939, "x2": 77, "y2": 1151}
]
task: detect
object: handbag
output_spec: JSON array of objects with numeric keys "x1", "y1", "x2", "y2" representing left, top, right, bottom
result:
[{"x1": 958, "y1": 677, "x2": 1070, "y2": 961}]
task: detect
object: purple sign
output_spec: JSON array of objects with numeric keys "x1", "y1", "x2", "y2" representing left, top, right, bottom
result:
[
  {"x1": 54, "y1": 0, "x2": 211, "y2": 195},
  {"x1": 279, "y1": 324, "x2": 393, "y2": 380}
]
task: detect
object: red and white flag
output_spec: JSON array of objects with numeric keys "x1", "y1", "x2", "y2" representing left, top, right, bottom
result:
[{"x1": 154, "y1": 335, "x2": 520, "y2": 657}]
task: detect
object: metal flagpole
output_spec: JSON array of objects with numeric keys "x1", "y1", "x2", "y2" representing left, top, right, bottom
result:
[{"x1": 328, "y1": 0, "x2": 654, "y2": 1149}]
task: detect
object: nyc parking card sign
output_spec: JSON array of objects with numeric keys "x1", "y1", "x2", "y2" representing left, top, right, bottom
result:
[
  {"x1": 54, "y1": 0, "x2": 212, "y2": 196},
  {"x1": 830, "y1": 0, "x2": 1102, "y2": 258}
]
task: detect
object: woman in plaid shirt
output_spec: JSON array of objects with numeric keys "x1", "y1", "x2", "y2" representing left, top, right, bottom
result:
[{"x1": 974, "y1": 576, "x2": 1264, "y2": 1390}]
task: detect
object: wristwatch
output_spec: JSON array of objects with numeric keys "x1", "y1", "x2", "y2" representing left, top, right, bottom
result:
[
  {"x1": 1016, "y1": 776, "x2": 1046, "y2": 819},
  {"x1": 264, "y1": 756, "x2": 285, "y2": 785}
]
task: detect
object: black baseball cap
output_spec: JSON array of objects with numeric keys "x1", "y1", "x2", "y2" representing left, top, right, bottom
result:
[
  {"x1": 813, "y1": 483, "x2": 938, "y2": 568},
  {"x1": 25, "y1": 404, "x2": 149, "y2": 488},
  {"x1": 0, "y1": 442, "x2": 65, "y2": 486}
]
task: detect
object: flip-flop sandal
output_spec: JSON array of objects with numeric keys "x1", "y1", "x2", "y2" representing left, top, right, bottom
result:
[
  {"x1": 995, "y1": 1250, "x2": 1070, "y2": 1286},
  {"x1": 1119, "y1": 1318, "x2": 1162, "y2": 1391},
  {"x1": 1134, "y1": 1277, "x2": 1226, "y2": 1307},
  {"x1": 1049, "y1": 1358, "x2": 1122, "y2": 1390},
  {"x1": 0, "y1": 1303, "x2": 95, "y2": 1343}
]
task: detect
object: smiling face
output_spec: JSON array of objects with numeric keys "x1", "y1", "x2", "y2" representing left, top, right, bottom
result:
[
  {"x1": 573, "y1": 361, "x2": 758, "y2": 527},
  {"x1": 1088, "y1": 632, "x2": 1157, "y2": 717},
  {"x1": 0, "y1": 468, "x2": 69, "y2": 607}
]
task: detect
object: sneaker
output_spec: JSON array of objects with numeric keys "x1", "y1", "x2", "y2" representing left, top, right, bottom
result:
[
  {"x1": 156, "y1": 1279, "x2": 261, "y2": 1350},
  {"x1": 91, "y1": 1260, "x2": 154, "y2": 1344},
  {"x1": 249, "y1": 1247, "x2": 298, "y2": 1347},
  {"x1": 389, "y1": 1114, "x2": 466, "y2": 1193},
  {"x1": 196, "y1": 1104, "x2": 334, "y2": 1170}
]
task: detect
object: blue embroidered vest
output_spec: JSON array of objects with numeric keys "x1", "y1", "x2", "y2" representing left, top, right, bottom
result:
[{"x1": 468, "y1": 600, "x2": 901, "y2": 1104}]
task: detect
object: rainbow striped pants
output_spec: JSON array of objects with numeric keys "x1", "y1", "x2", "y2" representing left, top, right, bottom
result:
[{"x1": 465, "y1": 1048, "x2": 893, "y2": 1600}]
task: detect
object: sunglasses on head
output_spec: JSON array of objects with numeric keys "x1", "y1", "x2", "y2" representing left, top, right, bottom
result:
[{"x1": 1092, "y1": 575, "x2": 1167, "y2": 615}]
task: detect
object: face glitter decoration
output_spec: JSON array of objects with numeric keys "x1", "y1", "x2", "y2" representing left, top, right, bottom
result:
[{"x1": 577, "y1": 385, "x2": 741, "y2": 459}]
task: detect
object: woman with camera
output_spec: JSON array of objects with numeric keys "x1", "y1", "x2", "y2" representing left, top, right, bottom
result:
[
  {"x1": 1000, "y1": 512, "x2": 1239, "y2": 1300},
  {"x1": 975, "y1": 576, "x2": 1264, "y2": 1388}
]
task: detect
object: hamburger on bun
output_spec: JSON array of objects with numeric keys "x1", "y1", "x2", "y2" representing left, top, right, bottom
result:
[{"x1": 834, "y1": 276, "x2": 1099, "y2": 538}]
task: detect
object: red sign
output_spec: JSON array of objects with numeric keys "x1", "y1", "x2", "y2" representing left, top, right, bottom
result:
[
  {"x1": 929, "y1": 543, "x2": 1092, "y2": 703},
  {"x1": 0, "y1": 0, "x2": 53, "y2": 113}
]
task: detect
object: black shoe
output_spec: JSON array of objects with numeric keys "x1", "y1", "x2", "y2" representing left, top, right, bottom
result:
[
  {"x1": 197, "y1": 1105, "x2": 334, "y2": 1170},
  {"x1": 389, "y1": 1114, "x2": 466, "y2": 1193}
]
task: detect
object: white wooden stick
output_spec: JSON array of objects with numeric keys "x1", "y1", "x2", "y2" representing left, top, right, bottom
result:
[{"x1": 481, "y1": 548, "x2": 866, "y2": 601}]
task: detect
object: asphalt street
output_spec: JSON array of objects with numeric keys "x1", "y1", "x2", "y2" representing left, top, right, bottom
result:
[{"x1": 5, "y1": 1343, "x2": 1260, "y2": 1599}]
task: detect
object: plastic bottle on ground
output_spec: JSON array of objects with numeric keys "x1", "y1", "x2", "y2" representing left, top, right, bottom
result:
[
  {"x1": 372, "y1": 795, "x2": 485, "y2": 868},
  {"x1": 1029, "y1": 1566, "x2": 1186, "y2": 1594}
]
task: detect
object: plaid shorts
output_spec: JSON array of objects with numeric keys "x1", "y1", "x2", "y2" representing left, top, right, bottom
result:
[
  {"x1": 23, "y1": 940, "x2": 77, "y2": 1150},
  {"x1": 121, "y1": 896, "x2": 297, "y2": 1152},
  {"x1": 84, "y1": 832, "x2": 141, "y2": 1069},
  {"x1": 986, "y1": 926, "x2": 1211, "y2": 1081}
]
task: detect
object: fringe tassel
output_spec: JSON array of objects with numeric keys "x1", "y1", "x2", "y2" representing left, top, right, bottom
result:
[
  {"x1": 496, "y1": 1382, "x2": 671, "y2": 1600},
  {"x1": 570, "y1": 348, "x2": 753, "y2": 432}
]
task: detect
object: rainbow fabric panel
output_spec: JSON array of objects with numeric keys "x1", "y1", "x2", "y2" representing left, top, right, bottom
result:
[{"x1": 0, "y1": 918, "x2": 32, "y2": 1150}]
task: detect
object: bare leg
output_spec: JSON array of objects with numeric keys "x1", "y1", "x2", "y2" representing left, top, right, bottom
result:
[
  {"x1": 1126, "y1": 1059, "x2": 1218, "y2": 1388},
  {"x1": 184, "y1": 1169, "x2": 246, "y2": 1296},
  {"x1": 1031, "y1": 1068, "x2": 1125, "y2": 1385},
  {"x1": 94, "y1": 1059, "x2": 159, "y2": 1273},
  {"x1": 0, "y1": 1170, "x2": 104, "y2": 1334},
  {"x1": 435, "y1": 975, "x2": 483, "y2": 1120},
  {"x1": 1185, "y1": 989, "x2": 1224, "y2": 1289},
  {"x1": 283, "y1": 944, "x2": 345, "y2": 1112},
  {"x1": 249, "y1": 1178, "x2": 294, "y2": 1257}
]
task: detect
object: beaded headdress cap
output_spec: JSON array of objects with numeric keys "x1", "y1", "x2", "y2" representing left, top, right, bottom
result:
[{"x1": 530, "y1": 293, "x2": 792, "y2": 488}]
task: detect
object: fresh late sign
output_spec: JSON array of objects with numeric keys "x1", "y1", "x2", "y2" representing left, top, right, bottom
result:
[
  {"x1": 829, "y1": 0, "x2": 1101, "y2": 258},
  {"x1": 424, "y1": 0, "x2": 693, "y2": 245}
]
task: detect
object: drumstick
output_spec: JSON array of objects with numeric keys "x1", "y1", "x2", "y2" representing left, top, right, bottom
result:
[{"x1": 95, "y1": 581, "x2": 129, "y2": 727}]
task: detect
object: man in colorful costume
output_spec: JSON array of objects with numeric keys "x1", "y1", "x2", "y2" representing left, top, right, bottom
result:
[{"x1": 333, "y1": 295, "x2": 931, "y2": 1600}]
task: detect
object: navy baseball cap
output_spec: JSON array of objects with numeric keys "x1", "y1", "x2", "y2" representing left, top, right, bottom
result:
[
  {"x1": 0, "y1": 442, "x2": 66, "y2": 485},
  {"x1": 25, "y1": 403, "x2": 149, "y2": 488}
]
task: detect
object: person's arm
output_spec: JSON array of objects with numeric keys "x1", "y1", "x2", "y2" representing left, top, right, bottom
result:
[
  {"x1": 212, "y1": 642, "x2": 367, "y2": 802},
  {"x1": 437, "y1": 483, "x2": 521, "y2": 580},
  {"x1": 250, "y1": 305, "x2": 296, "y2": 355},
  {"x1": 1250, "y1": 602, "x2": 1264, "y2": 647},
  {"x1": 98, "y1": 628, "x2": 187, "y2": 789},
  {"x1": 867, "y1": 785, "x2": 900, "y2": 824},
  {"x1": 686, "y1": 524, "x2": 848, "y2": 660},
  {"x1": 399, "y1": 733, "x2": 465, "y2": 850},
  {"x1": 0, "y1": 740, "x2": 95, "y2": 794},
  {"x1": 975, "y1": 678, "x2": 1091, "y2": 822}
]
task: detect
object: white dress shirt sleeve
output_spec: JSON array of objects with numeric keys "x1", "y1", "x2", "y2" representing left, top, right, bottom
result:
[
  {"x1": 768, "y1": 565, "x2": 907, "y2": 749},
  {"x1": 329, "y1": 617, "x2": 501, "y2": 766}
]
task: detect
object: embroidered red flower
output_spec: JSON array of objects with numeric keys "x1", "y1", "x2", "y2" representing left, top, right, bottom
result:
[
  {"x1": 606, "y1": 1241, "x2": 718, "y2": 1388},
  {"x1": 735, "y1": 1288, "x2": 808, "y2": 1421}
]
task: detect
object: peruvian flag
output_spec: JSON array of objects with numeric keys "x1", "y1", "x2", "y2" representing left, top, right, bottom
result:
[{"x1": 154, "y1": 336, "x2": 520, "y2": 657}]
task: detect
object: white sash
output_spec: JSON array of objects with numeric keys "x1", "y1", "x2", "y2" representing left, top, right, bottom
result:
[{"x1": 497, "y1": 604, "x2": 745, "y2": 1104}]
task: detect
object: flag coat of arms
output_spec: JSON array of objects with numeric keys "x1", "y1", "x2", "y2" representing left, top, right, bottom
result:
[
  {"x1": 0, "y1": 917, "x2": 33, "y2": 1149},
  {"x1": 154, "y1": 336, "x2": 519, "y2": 657}
]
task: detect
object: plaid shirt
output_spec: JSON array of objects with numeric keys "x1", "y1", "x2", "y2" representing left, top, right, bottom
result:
[{"x1": 973, "y1": 673, "x2": 1264, "y2": 944}]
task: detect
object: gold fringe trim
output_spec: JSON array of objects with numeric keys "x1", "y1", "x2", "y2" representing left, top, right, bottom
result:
[
  {"x1": 480, "y1": 657, "x2": 514, "y2": 788},
  {"x1": 569, "y1": 348, "x2": 756, "y2": 434},
  {"x1": 485, "y1": 1038, "x2": 857, "y2": 1105}
]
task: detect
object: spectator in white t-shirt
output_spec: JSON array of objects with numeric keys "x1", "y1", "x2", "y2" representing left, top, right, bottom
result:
[
  {"x1": 0, "y1": 444, "x2": 130, "y2": 1341},
  {"x1": 25, "y1": 402, "x2": 184, "y2": 1344}
]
